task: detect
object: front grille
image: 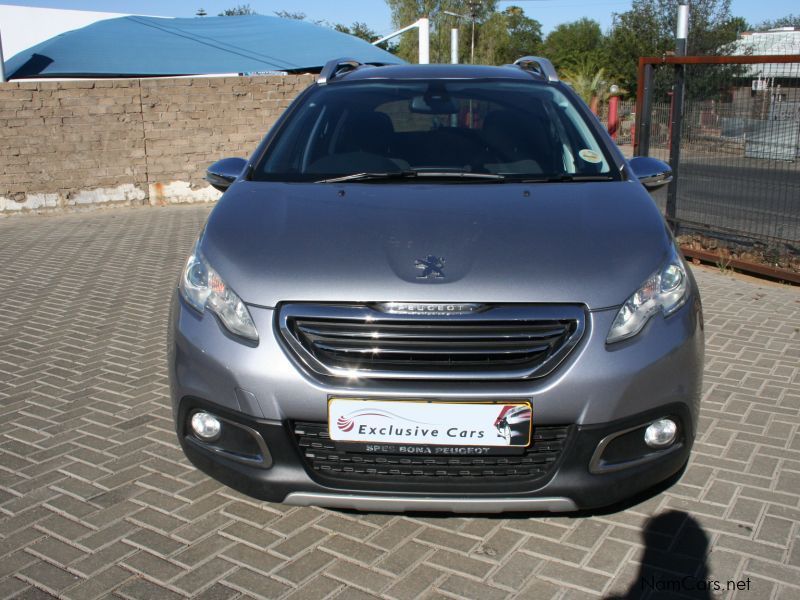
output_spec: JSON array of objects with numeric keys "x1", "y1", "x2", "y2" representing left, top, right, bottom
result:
[
  {"x1": 293, "y1": 421, "x2": 569, "y2": 482},
  {"x1": 278, "y1": 304, "x2": 585, "y2": 380}
]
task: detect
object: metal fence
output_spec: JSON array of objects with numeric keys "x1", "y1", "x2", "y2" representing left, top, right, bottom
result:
[{"x1": 632, "y1": 54, "x2": 800, "y2": 280}]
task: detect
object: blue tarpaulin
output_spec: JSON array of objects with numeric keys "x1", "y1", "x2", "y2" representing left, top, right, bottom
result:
[{"x1": 5, "y1": 15, "x2": 403, "y2": 79}]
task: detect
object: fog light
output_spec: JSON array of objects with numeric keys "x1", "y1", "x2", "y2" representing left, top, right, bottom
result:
[
  {"x1": 644, "y1": 418, "x2": 677, "y2": 448},
  {"x1": 190, "y1": 411, "x2": 221, "y2": 441}
]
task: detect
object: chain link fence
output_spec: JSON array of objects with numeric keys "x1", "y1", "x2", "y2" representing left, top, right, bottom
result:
[{"x1": 631, "y1": 53, "x2": 800, "y2": 280}]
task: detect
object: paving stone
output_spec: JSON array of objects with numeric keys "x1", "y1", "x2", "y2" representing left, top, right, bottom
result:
[
  {"x1": 325, "y1": 559, "x2": 394, "y2": 593},
  {"x1": 220, "y1": 542, "x2": 282, "y2": 574},
  {"x1": 114, "y1": 576, "x2": 184, "y2": 600},
  {"x1": 171, "y1": 557, "x2": 236, "y2": 596},
  {"x1": 26, "y1": 536, "x2": 86, "y2": 566},
  {"x1": 384, "y1": 564, "x2": 443, "y2": 600},
  {"x1": 274, "y1": 548, "x2": 334, "y2": 584},
  {"x1": 122, "y1": 549, "x2": 186, "y2": 581},
  {"x1": 428, "y1": 549, "x2": 495, "y2": 579},
  {"x1": 223, "y1": 567, "x2": 290, "y2": 599},
  {"x1": 18, "y1": 560, "x2": 81, "y2": 592},
  {"x1": 283, "y1": 575, "x2": 343, "y2": 600},
  {"x1": 61, "y1": 565, "x2": 131, "y2": 600},
  {"x1": 437, "y1": 574, "x2": 511, "y2": 600}
]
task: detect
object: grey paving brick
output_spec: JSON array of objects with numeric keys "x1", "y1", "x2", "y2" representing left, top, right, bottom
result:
[
  {"x1": 274, "y1": 548, "x2": 334, "y2": 584},
  {"x1": 373, "y1": 539, "x2": 428, "y2": 575},
  {"x1": 124, "y1": 528, "x2": 185, "y2": 558},
  {"x1": 428, "y1": 549, "x2": 495, "y2": 579},
  {"x1": 218, "y1": 520, "x2": 279, "y2": 549},
  {"x1": 171, "y1": 533, "x2": 234, "y2": 569},
  {"x1": 538, "y1": 561, "x2": 611, "y2": 594},
  {"x1": 29, "y1": 532, "x2": 87, "y2": 563},
  {"x1": 18, "y1": 559, "x2": 81, "y2": 592},
  {"x1": 384, "y1": 564, "x2": 443, "y2": 600},
  {"x1": 438, "y1": 574, "x2": 511, "y2": 600},
  {"x1": 283, "y1": 575, "x2": 343, "y2": 600},
  {"x1": 324, "y1": 534, "x2": 386, "y2": 566},
  {"x1": 326, "y1": 559, "x2": 394, "y2": 593},
  {"x1": 192, "y1": 582, "x2": 241, "y2": 600},
  {"x1": 415, "y1": 527, "x2": 478, "y2": 554},
  {"x1": 114, "y1": 576, "x2": 184, "y2": 600},
  {"x1": 121, "y1": 550, "x2": 186, "y2": 581},
  {"x1": 488, "y1": 552, "x2": 540, "y2": 590},
  {"x1": 220, "y1": 542, "x2": 282, "y2": 575},
  {"x1": 171, "y1": 557, "x2": 236, "y2": 596},
  {"x1": 223, "y1": 567, "x2": 290, "y2": 599},
  {"x1": 61, "y1": 565, "x2": 131, "y2": 600}
]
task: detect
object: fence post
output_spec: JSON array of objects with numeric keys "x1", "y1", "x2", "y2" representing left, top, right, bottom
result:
[
  {"x1": 665, "y1": 1, "x2": 689, "y2": 226},
  {"x1": 635, "y1": 60, "x2": 654, "y2": 156}
]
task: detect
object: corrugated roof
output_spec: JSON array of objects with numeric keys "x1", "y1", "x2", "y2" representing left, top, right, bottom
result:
[
  {"x1": 733, "y1": 29, "x2": 800, "y2": 79},
  {"x1": 5, "y1": 15, "x2": 403, "y2": 79}
]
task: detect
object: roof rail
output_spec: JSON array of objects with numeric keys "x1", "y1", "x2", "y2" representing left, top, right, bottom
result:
[
  {"x1": 513, "y1": 56, "x2": 559, "y2": 82},
  {"x1": 318, "y1": 58, "x2": 364, "y2": 85}
]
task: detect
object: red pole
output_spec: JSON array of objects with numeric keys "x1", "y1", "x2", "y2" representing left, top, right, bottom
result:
[{"x1": 608, "y1": 95, "x2": 619, "y2": 140}]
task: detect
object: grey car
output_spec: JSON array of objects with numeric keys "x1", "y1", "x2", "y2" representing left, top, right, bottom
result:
[{"x1": 168, "y1": 57, "x2": 704, "y2": 513}]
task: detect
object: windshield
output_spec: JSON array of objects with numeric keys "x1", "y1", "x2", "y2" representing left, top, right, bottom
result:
[{"x1": 253, "y1": 79, "x2": 617, "y2": 183}]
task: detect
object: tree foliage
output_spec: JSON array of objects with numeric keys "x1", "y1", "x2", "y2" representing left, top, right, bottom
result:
[
  {"x1": 542, "y1": 18, "x2": 606, "y2": 72},
  {"x1": 753, "y1": 14, "x2": 800, "y2": 31},
  {"x1": 385, "y1": 1, "x2": 542, "y2": 64},
  {"x1": 219, "y1": 4, "x2": 256, "y2": 16},
  {"x1": 333, "y1": 21, "x2": 379, "y2": 43},
  {"x1": 605, "y1": 0, "x2": 745, "y2": 100},
  {"x1": 476, "y1": 6, "x2": 542, "y2": 65}
]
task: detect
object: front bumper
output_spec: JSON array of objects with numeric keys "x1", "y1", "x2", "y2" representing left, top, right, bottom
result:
[
  {"x1": 168, "y1": 287, "x2": 703, "y2": 512},
  {"x1": 177, "y1": 397, "x2": 693, "y2": 512}
]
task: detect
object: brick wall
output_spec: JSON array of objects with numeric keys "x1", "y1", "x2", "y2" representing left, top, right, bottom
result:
[{"x1": 0, "y1": 74, "x2": 315, "y2": 214}]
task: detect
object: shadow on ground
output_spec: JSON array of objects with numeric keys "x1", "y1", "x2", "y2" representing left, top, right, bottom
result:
[{"x1": 606, "y1": 510, "x2": 712, "y2": 599}]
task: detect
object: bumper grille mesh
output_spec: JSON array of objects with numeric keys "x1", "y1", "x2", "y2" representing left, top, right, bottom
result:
[{"x1": 293, "y1": 421, "x2": 569, "y2": 482}]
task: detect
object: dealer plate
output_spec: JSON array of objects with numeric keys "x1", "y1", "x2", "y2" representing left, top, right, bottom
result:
[{"x1": 328, "y1": 398, "x2": 532, "y2": 447}]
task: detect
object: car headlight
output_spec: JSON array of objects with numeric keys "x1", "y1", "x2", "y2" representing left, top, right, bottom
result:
[
  {"x1": 179, "y1": 242, "x2": 258, "y2": 341},
  {"x1": 607, "y1": 247, "x2": 689, "y2": 344}
]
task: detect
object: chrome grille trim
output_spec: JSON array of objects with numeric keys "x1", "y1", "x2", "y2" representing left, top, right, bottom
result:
[{"x1": 278, "y1": 304, "x2": 586, "y2": 381}]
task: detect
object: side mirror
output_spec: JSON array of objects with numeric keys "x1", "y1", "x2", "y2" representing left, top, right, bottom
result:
[
  {"x1": 206, "y1": 157, "x2": 248, "y2": 192},
  {"x1": 628, "y1": 156, "x2": 673, "y2": 191}
]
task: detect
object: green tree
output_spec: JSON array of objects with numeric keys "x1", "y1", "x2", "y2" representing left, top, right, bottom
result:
[
  {"x1": 754, "y1": 14, "x2": 800, "y2": 31},
  {"x1": 606, "y1": 0, "x2": 745, "y2": 100},
  {"x1": 475, "y1": 6, "x2": 542, "y2": 65},
  {"x1": 274, "y1": 10, "x2": 308, "y2": 20},
  {"x1": 385, "y1": 1, "x2": 498, "y2": 64},
  {"x1": 561, "y1": 62, "x2": 612, "y2": 113},
  {"x1": 334, "y1": 21, "x2": 378, "y2": 43},
  {"x1": 219, "y1": 4, "x2": 256, "y2": 16},
  {"x1": 542, "y1": 18, "x2": 606, "y2": 72}
]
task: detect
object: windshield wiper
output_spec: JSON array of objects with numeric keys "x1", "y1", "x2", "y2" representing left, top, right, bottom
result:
[
  {"x1": 315, "y1": 171, "x2": 506, "y2": 183},
  {"x1": 514, "y1": 174, "x2": 615, "y2": 183},
  {"x1": 315, "y1": 171, "x2": 413, "y2": 183}
]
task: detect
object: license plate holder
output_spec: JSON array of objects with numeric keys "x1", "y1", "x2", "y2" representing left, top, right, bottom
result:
[{"x1": 327, "y1": 398, "x2": 532, "y2": 447}]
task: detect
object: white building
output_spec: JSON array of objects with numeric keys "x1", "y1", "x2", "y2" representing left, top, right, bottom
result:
[{"x1": 733, "y1": 27, "x2": 800, "y2": 80}]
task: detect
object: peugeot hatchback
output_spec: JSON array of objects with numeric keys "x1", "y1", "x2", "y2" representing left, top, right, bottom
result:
[{"x1": 168, "y1": 57, "x2": 704, "y2": 512}]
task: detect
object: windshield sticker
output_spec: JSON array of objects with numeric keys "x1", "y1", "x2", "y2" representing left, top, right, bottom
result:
[{"x1": 578, "y1": 149, "x2": 603, "y2": 164}]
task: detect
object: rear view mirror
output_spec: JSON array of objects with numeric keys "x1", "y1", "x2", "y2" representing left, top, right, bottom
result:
[
  {"x1": 410, "y1": 94, "x2": 458, "y2": 114},
  {"x1": 206, "y1": 157, "x2": 248, "y2": 192},
  {"x1": 629, "y1": 156, "x2": 673, "y2": 191}
]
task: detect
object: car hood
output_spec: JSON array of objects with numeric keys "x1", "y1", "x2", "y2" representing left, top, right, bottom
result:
[{"x1": 200, "y1": 180, "x2": 672, "y2": 310}]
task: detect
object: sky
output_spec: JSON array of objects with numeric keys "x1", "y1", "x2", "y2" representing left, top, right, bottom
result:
[{"x1": 1, "y1": 0, "x2": 797, "y2": 36}]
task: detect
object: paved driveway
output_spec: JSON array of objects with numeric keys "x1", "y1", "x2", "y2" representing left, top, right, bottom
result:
[{"x1": 1, "y1": 206, "x2": 798, "y2": 600}]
